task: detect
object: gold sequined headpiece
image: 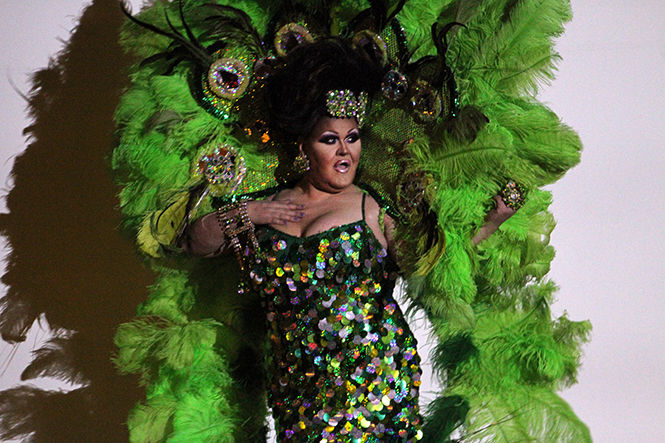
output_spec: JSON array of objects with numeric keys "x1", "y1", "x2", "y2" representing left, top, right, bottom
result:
[{"x1": 325, "y1": 89, "x2": 369, "y2": 127}]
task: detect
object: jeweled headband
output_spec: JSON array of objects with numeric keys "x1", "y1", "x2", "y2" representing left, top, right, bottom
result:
[{"x1": 325, "y1": 89, "x2": 369, "y2": 127}]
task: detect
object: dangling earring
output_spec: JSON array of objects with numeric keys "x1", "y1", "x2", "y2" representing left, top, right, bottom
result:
[{"x1": 294, "y1": 152, "x2": 310, "y2": 173}]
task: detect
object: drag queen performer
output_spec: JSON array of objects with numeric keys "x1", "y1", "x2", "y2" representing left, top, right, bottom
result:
[
  {"x1": 113, "y1": 1, "x2": 591, "y2": 441},
  {"x1": 180, "y1": 39, "x2": 515, "y2": 440}
]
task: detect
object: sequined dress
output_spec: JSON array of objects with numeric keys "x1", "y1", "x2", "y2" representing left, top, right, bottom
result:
[{"x1": 249, "y1": 194, "x2": 423, "y2": 441}]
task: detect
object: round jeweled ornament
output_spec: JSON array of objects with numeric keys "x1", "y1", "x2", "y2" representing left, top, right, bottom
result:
[
  {"x1": 397, "y1": 170, "x2": 427, "y2": 215},
  {"x1": 500, "y1": 179, "x2": 527, "y2": 210},
  {"x1": 196, "y1": 144, "x2": 246, "y2": 196},
  {"x1": 381, "y1": 70, "x2": 408, "y2": 101},
  {"x1": 207, "y1": 57, "x2": 250, "y2": 100},
  {"x1": 274, "y1": 23, "x2": 314, "y2": 57},
  {"x1": 410, "y1": 81, "x2": 442, "y2": 122},
  {"x1": 353, "y1": 30, "x2": 388, "y2": 66}
]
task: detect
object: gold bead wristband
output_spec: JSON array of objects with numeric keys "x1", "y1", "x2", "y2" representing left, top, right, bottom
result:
[{"x1": 215, "y1": 201, "x2": 259, "y2": 268}]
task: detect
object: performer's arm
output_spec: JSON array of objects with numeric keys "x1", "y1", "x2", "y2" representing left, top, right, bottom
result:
[
  {"x1": 180, "y1": 210, "x2": 229, "y2": 257},
  {"x1": 383, "y1": 194, "x2": 516, "y2": 263},
  {"x1": 180, "y1": 199, "x2": 305, "y2": 256},
  {"x1": 472, "y1": 195, "x2": 516, "y2": 245}
]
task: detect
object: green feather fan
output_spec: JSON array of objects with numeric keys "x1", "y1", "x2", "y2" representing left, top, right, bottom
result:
[{"x1": 112, "y1": 0, "x2": 589, "y2": 441}]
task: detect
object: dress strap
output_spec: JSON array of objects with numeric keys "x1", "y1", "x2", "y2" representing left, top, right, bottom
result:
[
  {"x1": 378, "y1": 206, "x2": 387, "y2": 233},
  {"x1": 361, "y1": 192, "x2": 367, "y2": 222}
]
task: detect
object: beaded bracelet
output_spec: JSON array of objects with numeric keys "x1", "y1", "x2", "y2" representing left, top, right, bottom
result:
[{"x1": 215, "y1": 201, "x2": 259, "y2": 268}]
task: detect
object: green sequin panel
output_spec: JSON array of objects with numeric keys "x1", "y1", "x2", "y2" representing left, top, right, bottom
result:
[{"x1": 250, "y1": 221, "x2": 423, "y2": 441}]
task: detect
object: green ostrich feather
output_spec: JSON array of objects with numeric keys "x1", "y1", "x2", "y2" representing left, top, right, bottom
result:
[{"x1": 112, "y1": 0, "x2": 589, "y2": 441}]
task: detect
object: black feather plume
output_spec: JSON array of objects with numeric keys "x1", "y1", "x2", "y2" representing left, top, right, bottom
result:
[
  {"x1": 120, "y1": 0, "x2": 212, "y2": 71},
  {"x1": 200, "y1": 4, "x2": 266, "y2": 54}
]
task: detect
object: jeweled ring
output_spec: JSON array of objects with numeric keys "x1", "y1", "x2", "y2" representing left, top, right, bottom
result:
[{"x1": 500, "y1": 180, "x2": 526, "y2": 210}]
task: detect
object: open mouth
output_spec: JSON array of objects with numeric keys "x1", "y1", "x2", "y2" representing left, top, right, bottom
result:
[{"x1": 334, "y1": 159, "x2": 351, "y2": 173}]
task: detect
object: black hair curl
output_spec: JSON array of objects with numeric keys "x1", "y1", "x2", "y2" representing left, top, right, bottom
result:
[{"x1": 266, "y1": 38, "x2": 383, "y2": 141}]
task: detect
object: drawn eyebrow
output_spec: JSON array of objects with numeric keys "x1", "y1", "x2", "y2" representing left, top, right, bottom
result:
[{"x1": 318, "y1": 132, "x2": 338, "y2": 139}]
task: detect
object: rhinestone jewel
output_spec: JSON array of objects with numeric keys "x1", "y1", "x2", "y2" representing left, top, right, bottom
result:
[
  {"x1": 325, "y1": 90, "x2": 369, "y2": 127},
  {"x1": 500, "y1": 179, "x2": 527, "y2": 210},
  {"x1": 381, "y1": 70, "x2": 408, "y2": 101},
  {"x1": 397, "y1": 171, "x2": 426, "y2": 214},
  {"x1": 196, "y1": 144, "x2": 246, "y2": 192},
  {"x1": 410, "y1": 81, "x2": 442, "y2": 122}
]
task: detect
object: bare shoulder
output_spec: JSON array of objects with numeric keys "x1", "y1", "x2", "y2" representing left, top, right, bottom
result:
[
  {"x1": 362, "y1": 192, "x2": 389, "y2": 249},
  {"x1": 362, "y1": 192, "x2": 381, "y2": 219}
]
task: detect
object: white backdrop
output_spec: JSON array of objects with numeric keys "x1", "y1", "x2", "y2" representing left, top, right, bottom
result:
[{"x1": 1, "y1": 1, "x2": 664, "y2": 442}]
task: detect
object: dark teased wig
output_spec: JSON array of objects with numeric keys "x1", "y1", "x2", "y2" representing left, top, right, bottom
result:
[{"x1": 265, "y1": 38, "x2": 383, "y2": 140}]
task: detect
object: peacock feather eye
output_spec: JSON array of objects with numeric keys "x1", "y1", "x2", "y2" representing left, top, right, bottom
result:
[
  {"x1": 200, "y1": 48, "x2": 256, "y2": 120},
  {"x1": 274, "y1": 23, "x2": 314, "y2": 57},
  {"x1": 207, "y1": 58, "x2": 250, "y2": 100},
  {"x1": 352, "y1": 30, "x2": 388, "y2": 67}
]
